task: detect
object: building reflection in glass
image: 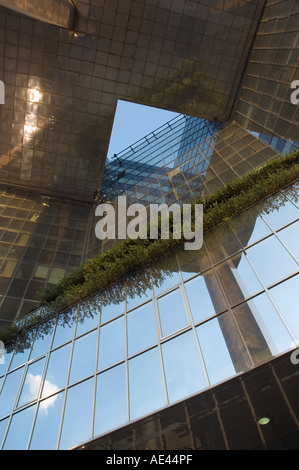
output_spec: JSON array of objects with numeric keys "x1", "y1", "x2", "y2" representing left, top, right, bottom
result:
[{"x1": 0, "y1": 181, "x2": 297, "y2": 449}]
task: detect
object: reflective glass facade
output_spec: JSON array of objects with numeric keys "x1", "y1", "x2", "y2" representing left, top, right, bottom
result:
[
  {"x1": 0, "y1": 0, "x2": 265, "y2": 201},
  {"x1": 91, "y1": 119, "x2": 280, "y2": 254},
  {"x1": 0, "y1": 0, "x2": 298, "y2": 452},
  {"x1": 99, "y1": 114, "x2": 220, "y2": 203},
  {"x1": 0, "y1": 185, "x2": 93, "y2": 326},
  {"x1": 100, "y1": 118, "x2": 279, "y2": 207},
  {"x1": 235, "y1": 0, "x2": 299, "y2": 145},
  {"x1": 0, "y1": 183, "x2": 298, "y2": 449}
]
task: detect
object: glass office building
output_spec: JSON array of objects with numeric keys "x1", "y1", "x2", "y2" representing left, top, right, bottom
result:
[
  {"x1": 0, "y1": 179, "x2": 298, "y2": 450},
  {"x1": 0, "y1": 0, "x2": 298, "y2": 451}
]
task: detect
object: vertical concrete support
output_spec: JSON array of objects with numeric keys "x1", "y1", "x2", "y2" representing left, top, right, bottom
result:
[{"x1": 0, "y1": 0, "x2": 75, "y2": 29}]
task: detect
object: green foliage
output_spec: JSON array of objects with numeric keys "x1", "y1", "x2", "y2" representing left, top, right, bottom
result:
[
  {"x1": 41, "y1": 266, "x2": 84, "y2": 303},
  {"x1": 1, "y1": 150, "x2": 298, "y2": 343}
]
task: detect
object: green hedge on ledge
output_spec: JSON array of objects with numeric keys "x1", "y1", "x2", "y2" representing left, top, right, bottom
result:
[{"x1": 1, "y1": 150, "x2": 298, "y2": 344}]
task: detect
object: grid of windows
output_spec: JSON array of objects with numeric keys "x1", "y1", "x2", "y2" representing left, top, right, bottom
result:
[
  {"x1": 101, "y1": 122, "x2": 277, "y2": 205},
  {"x1": 0, "y1": 181, "x2": 298, "y2": 450},
  {"x1": 91, "y1": 121, "x2": 280, "y2": 254},
  {"x1": 100, "y1": 115, "x2": 220, "y2": 201},
  {"x1": 0, "y1": 0, "x2": 264, "y2": 199},
  {"x1": 100, "y1": 120, "x2": 279, "y2": 207},
  {"x1": 0, "y1": 185, "x2": 92, "y2": 324},
  {"x1": 235, "y1": 0, "x2": 299, "y2": 147}
]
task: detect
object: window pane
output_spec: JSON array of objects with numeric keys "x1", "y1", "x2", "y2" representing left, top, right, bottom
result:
[
  {"x1": 177, "y1": 243, "x2": 211, "y2": 280},
  {"x1": 0, "y1": 417, "x2": 8, "y2": 448},
  {"x1": 215, "y1": 253, "x2": 263, "y2": 306},
  {"x1": 98, "y1": 316, "x2": 125, "y2": 371},
  {"x1": 52, "y1": 310, "x2": 77, "y2": 348},
  {"x1": 0, "y1": 367, "x2": 24, "y2": 418},
  {"x1": 126, "y1": 270, "x2": 153, "y2": 311},
  {"x1": 230, "y1": 207, "x2": 271, "y2": 248},
  {"x1": 257, "y1": 195, "x2": 298, "y2": 231},
  {"x1": 9, "y1": 336, "x2": 31, "y2": 371},
  {"x1": 94, "y1": 364, "x2": 127, "y2": 436},
  {"x1": 157, "y1": 288, "x2": 189, "y2": 337},
  {"x1": 196, "y1": 313, "x2": 248, "y2": 385},
  {"x1": 34, "y1": 265, "x2": 49, "y2": 279},
  {"x1": 69, "y1": 330, "x2": 97, "y2": 385},
  {"x1": 184, "y1": 271, "x2": 227, "y2": 324},
  {"x1": 205, "y1": 223, "x2": 242, "y2": 265},
  {"x1": 30, "y1": 320, "x2": 55, "y2": 360},
  {"x1": 30, "y1": 391, "x2": 64, "y2": 450},
  {"x1": 246, "y1": 236, "x2": 298, "y2": 287},
  {"x1": 129, "y1": 348, "x2": 166, "y2": 421},
  {"x1": 269, "y1": 275, "x2": 299, "y2": 340},
  {"x1": 283, "y1": 182, "x2": 299, "y2": 207},
  {"x1": 76, "y1": 300, "x2": 100, "y2": 337},
  {"x1": 18, "y1": 358, "x2": 45, "y2": 407},
  {"x1": 151, "y1": 256, "x2": 181, "y2": 296},
  {"x1": 277, "y1": 221, "x2": 299, "y2": 261},
  {"x1": 0, "y1": 346, "x2": 13, "y2": 377},
  {"x1": 59, "y1": 378, "x2": 94, "y2": 450},
  {"x1": 233, "y1": 293, "x2": 293, "y2": 365},
  {"x1": 48, "y1": 267, "x2": 66, "y2": 284},
  {"x1": 101, "y1": 298, "x2": 125, "y2": 324},
  {"x1": 162, "y1": 331, "x2": 207, "y2": 403},
  {"x1": 3, "y1": 404, "x2": 36, "y2": 450},
  {"x1": 127, "y1": 302, "x2": 158, "y2": 356},
  {"x1": 41, "y1": 343, "x2": 71, "y2": 398}
]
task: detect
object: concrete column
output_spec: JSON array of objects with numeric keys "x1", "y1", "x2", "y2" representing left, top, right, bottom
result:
[{"x1": 0, "y1": 0, "x2": 75, "y2": 29}]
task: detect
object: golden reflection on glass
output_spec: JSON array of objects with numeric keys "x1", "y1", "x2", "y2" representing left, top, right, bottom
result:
[{"x1": 27, "y1": 89, "x2": 40, "y2": 103}]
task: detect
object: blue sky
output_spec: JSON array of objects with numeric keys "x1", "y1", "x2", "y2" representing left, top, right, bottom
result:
[{"x1": 107, "y1": 100, "x2": 179, "y2": 159}]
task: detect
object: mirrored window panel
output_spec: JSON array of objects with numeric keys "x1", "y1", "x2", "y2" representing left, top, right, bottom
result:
[
  {"x1": 59, "y1": 378, "x2": 94, "y2": 450},
  {"x1": 246, "y1": 235, "x2": 298, "y2": 287},
  {"x1": 101, "y1": 298, "x2": 125, "y2": 325},
  {"x1": 29, "y1": 391, "x2": 65, "y2": 450},
  {"x1": 276, "y1": 221, "x2": 299, "y2": 261},
  {"x1": 205, "y1": 223, "x2": 242, "y2": 265},
  {"x1": 129, "y1": 347, "x2": 166, "y2": 421},
  {"x1": 184, "y1": 270, "x2": 227, "y2": 324},
  {"x1": 162, "y1": 330, "x2": 207, "y2": 403},
  {"x1": 41, "y1": 343, "x2": 72, "y2": 398},
  {"x1": 126, "y1": 269, "x2": 153, "y2": 311},
  {"x1": 0, "y1": 367, "x2": 24, "y2": 418},
  {"x1": 229, "y1": 207, "x2": 271, "y2": 248},
  {"x1": 18, "y1": 358, "x2": 45, "y2": 408},
  {"x1": 98, "y1": 316, "x2": 125, "y2": 371},
  {"x1": 94, "y1": 363, "x2": 127, "y2": 437},
  {"x1": 269, "y1": 275, "x2": 299, "y2": 340},
  {"x1": 232, "y1": 293, "x2": 294, "y2": 365},
  {"x1": 282, "y1": 183, "x2": 299, "y2": 208},
  {"x1": 0, "y1": 417, "x2": 8, "y2": 448},
  {"x1": 257, "y1": 194, "x2": 298, "y2": 231},
  {"x1": 151, "y1": 256, "x2": 181, "y2": 296},
  {"x1": 196, "y1": 312, "x2": 250, "y2": 385},
  {"x1": 69, "y1": 330, "x2": 97, "y2": 385},
  {"x1": 177, "y1": 243, "x2": 211, "y2": 280},
  {"x1": 127, "y1": 302, "x2": 158, "y2": 357},
  {"x1": 76, "y1": 300, "x2": 100, "y2": 337},
  {"x1": 9, "y1": 336, "x2": 31, "y2": 371},
  {"x1": 52, "y1": 310, "x2": 77, "y2": 349},
  {"x1": 215, "y1": 253, "x2": 263, "y2": 306},
  {"x1": 30, "y1": 320, "x2": 55, "y2": 361},
  {"x1": 3, "y1": 404, "x2": 36, "y2": 450},
  {"x1": 0, "y1": 347, "x2": 13, "y2": 377},
  {"x1": 157, "y1": 288, "x2": 189, "y2": 337}
]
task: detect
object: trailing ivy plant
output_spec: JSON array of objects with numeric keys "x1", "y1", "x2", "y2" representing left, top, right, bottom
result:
[{"x1": 1, "y1": 150, "x2": 298, "y2": 344}]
